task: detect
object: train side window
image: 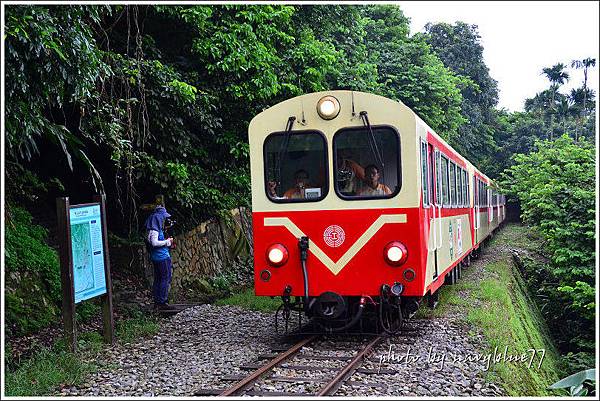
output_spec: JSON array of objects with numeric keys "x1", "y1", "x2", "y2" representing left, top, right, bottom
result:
[
  {"x1": 463, "y1": 170, "x2": 468, "y2": 207},
  {"x1": 263, "y1": 130, "x2": 328, "y2": 203},
  {"x1": 333, "y1": 125, "x2": 400, "y2": 200},
  {"x1": 458, "y1": 169, "x2": 463, "y2": 206},
  {"x1": 480, "y1": 182, "x2": 484, "y2": 206},
  {"x1": 454, "y1": 164, "x2": 460, "y2": 207},
  {"x1": 482, "y1": 182, "x2": 486, "y2": 207},
  {"x1": 420, "y1": 140, "x2": 429, "y2": 207},
  {"x1": 460, "y1": 167, "x2": 465, "y2": 207},
  {"x1": 464, "y1": 171, "x2": 469, "y2": 206},
  {"x1": 463, "y1": 171, "x2": 466, "y2": 207},
  {"x1": 441, "y1": 155, "x2": 449, "y2": 206},
  {"x1": 464, "y1": 171, "x2": 467, "y2": 206},
  {"x1": 449, "y1": 162, "x2": 456, "y2": 208}
]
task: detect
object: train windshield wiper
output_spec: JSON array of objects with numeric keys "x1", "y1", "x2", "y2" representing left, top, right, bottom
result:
[
  {"x1": 360, "y1": 111, "x2": 386, "y2": 184},
  {"x1": 274, "y1": 116, "x2": 296, "y2": 196}
]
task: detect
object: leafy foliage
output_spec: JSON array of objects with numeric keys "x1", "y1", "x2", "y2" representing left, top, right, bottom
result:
[
  {"x1": 4, "y1": 4, "x2": 469, "y2": 234},
  {"x1": 4, "y1": 206, "x2": 62, "y2": 336},
  {"x1": 501, "y1": 135, "x2": 595, "y2": 352},
  {"x1": 549, "y1": 368, "x2": 596, "y2": 396},
  {"x1": 363, "y1": 6, "x2": 467, "y2": 139},
  {"x1": 422, "y1": 22, "x2": 499, "y2": 168}
]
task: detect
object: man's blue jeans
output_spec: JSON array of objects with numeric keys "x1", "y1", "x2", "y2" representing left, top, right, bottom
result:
[{"x1": 152, "y1": 258, "x2": 172, "y2": 304}]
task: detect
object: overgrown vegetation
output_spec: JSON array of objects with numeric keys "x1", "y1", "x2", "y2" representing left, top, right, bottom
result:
[
  {"x1": 215, "y1": 288, "x2": 282, "y2": 312},
  {"x1": 419, "y1": 224, "x2": 565, "y2": 396},
  {"x1": 4, "y1": 206, "x2": 61, "y2": 336},
  {"x1": 3, "y1": 4, "x2": 485, "y2": 235},
  {"x1": 502, "y1": 136, "x2": 595, "y2": 359},
  {"x1": 5, "y1": 312, "x2": 159, "y2": 396}
]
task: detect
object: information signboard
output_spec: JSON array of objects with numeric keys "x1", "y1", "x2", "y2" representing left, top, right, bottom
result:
[
  {"x1": 69, "y1": 204, "x2": 107, "y2": 303},
  {"x1": 57, "y1": 195, "x2": 114, "y2": 351}
]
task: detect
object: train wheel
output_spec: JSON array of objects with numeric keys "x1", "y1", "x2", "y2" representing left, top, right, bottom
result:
[
  {"x1": 444, "y1": 270, "x2": 452, "y2": 285},
  {"x1": 427, "y1": 292, "x2": 439, "y2": 309}
]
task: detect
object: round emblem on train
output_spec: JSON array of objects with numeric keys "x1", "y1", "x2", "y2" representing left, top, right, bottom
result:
[{"x1": 323, "y1": 225, "x2": 345, "y2": 248}]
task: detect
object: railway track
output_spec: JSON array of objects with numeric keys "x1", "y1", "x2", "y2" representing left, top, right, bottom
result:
[{"x1": 193, "y1": 327, "x2": 422, "y2": 397}]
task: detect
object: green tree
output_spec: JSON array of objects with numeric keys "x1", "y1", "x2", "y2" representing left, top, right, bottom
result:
[
  {"x1": 363, "y1": 5, "x2": 468, "y2": 140},
  {"x1": 541, "y1": 63, "x2": 570, "y2": 140},
  {"x1": 422, "y1": 22, "x2": 499, "y2": 168}
]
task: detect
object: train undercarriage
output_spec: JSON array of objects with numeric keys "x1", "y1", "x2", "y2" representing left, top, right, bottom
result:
[
  {"x1": 274, "y1": 248, "x2": 480, "y2": 336},
  {"x1": 275, "y1": 290, "x2": 423, "y2": 336}
]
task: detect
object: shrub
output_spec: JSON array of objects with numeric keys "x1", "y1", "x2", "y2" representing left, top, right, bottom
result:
[
  {"x1": 501, "y1": 135, "x2": 595, "y2": 354},
  {"x1": 5, "y1": 205, "x2": 62, "y2": 336}
]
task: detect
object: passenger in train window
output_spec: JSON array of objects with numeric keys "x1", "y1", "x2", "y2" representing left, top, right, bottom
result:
[
  {"x1": 268, "y1": 169, "x2": 320, "y2": 199},
  {"x1": 283, "y1": 169, "x2": 310, "y2": 199},
  {"x1": 357, "y1": 164, "x2": 392, "y2": 197}
]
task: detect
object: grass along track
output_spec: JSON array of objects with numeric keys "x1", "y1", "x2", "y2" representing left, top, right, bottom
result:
[{"x1": 417, "y1": 222, "x2": 565, "y2": 396}]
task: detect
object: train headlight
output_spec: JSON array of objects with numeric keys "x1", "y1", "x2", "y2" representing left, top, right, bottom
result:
[
  {"x1": 266, "y1": 243, "x2": 289, "y2": 267},
  {"x1": 383, "y1": 241, "x2": 408, "y2": 266},
  {"x1": 317, "y1": 96, "x2": 340, "y2": 120}
]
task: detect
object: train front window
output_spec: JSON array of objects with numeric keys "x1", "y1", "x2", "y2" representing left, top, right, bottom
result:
[
  {"x1": 263, "y1": 130, "x2": 328, "y2": 202},
  {"x1": 333, "y1": 126, "x2": 400, "y2": 199}
]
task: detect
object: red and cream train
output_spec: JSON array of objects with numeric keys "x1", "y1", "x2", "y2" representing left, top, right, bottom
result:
[{"x1": 248, "y1": 91, "x2": 505, "y2": 333}]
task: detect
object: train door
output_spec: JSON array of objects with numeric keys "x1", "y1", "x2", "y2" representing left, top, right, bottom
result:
[
  {"x1": 434, "y1": 148, "x2": 443, "y2": 276},
  {"x1": 429, "y1": 144, "x2": 440, "y2": 279},
  {"x1": 497, "y1": 193, "x2": 501, "y2": 222},
  {"x1": 474, "y1": 176, "x2": 480, "y2": 244},
  {"x1": 421, "y1": 140, "x2": 438, "y2": 281},
  {"x1": 488, "y1": 187, "x2": 493, "y2": 227}
]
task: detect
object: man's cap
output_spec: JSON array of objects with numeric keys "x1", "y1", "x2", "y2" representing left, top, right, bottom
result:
[{"x1": 154, "y1": 206, "x2": 171, "y2": 218}]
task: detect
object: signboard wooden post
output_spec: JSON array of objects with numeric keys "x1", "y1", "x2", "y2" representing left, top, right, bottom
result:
[{"x1": 56, "y1": 195, "x2": 115, "y2": 352}]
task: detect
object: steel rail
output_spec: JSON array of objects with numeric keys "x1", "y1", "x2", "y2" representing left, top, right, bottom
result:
[
  {"x1": 316, "y1": 335, "x2": 384, "y2": 396},
  {"x1": 218, "y1": 335, "x2": 317, "y2": 396}
]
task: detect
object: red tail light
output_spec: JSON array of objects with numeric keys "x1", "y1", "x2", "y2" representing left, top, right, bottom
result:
[
  {"x1": 383, "y1": 241, "x2": 408, "y2": 266},
  {"x1": 266, "y1": 243, "x2": 289, "y2": 267}
]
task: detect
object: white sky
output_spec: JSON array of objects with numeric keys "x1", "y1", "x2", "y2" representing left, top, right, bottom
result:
[{"x1": 396, "y1": 1, "x2": 600, "y2": 112}]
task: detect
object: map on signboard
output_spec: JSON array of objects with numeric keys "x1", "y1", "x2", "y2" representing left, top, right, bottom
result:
[
  {"x1": 71, "y1": 223, "x2": 95, "y2": 293},
  {"x1": 69, "y1": 204, "x2": 107, "y2": 303}
]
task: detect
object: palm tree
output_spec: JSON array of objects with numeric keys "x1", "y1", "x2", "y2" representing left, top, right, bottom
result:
[
  {"x1": 556, "y1": 97, "x2": 572, "y2": 134},
  {"x1": 542, "y1": 63, "x2": 570, "y2": 140},
  {"x1": 571, "y1": 57, "x2": 596, "y2": 114},
  {"x1": 569, "y1": 87, "x2": 596, "y2": 141}
]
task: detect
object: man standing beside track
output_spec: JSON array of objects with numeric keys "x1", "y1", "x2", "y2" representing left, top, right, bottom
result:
[{"x1": 144, "y1": 205, "x2": 176, "y2": 311}]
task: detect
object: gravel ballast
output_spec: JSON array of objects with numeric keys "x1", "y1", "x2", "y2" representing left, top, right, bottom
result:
[{"x1": 58, "y1": 302, "x2": 504, "y2": 396}]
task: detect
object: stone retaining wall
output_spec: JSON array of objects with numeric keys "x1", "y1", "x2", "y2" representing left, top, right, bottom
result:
[{"x1": 138, "y1": 207, "x2": 253, "y2": 302}]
